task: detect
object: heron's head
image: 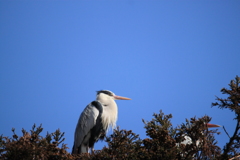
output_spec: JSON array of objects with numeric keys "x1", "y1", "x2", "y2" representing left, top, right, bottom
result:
[{"x1": 96, "y1": 90, "x2": 131, "y2": 101}]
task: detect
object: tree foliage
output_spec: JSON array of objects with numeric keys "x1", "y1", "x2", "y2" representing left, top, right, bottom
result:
[
  {"x1": 0, "y1": 76, "x2": 239, "y2": 160},
  {"x1": 0, "y1": 124, "x2": 80, "y2": 160},
  {"x1": 212, "y1": 75, "x2": 240, "y2": 160}
]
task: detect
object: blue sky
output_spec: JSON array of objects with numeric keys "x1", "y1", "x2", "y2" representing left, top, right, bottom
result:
[{"x1": 0, "y1": 1, "x2": 239, "y2": 152}]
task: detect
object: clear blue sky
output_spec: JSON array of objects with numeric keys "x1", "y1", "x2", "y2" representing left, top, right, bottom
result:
[{"x1": 0, "y1": 1, "x2": 239, "y2": 152}]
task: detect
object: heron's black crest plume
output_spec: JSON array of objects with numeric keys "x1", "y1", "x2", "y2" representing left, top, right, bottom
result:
[{"x1": 96, "y1": 90, "x2": 114, "y2": 96}]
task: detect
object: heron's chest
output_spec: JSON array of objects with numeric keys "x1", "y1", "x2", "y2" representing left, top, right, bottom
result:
[{"x1": 101, "y1": 106, "x2": 118, "y2": 130}]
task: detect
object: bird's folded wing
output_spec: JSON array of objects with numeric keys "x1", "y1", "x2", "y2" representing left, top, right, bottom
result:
[{"x1": 74, "y1": 103, "x2": 99, "y2": 148}]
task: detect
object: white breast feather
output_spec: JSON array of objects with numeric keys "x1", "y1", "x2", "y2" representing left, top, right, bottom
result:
[{"x1": 101, "y1": 104, "x2": 118, "y2": 132}]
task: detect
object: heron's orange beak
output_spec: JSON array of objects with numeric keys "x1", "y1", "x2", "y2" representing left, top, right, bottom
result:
[
  {"x1": 114, "y1": 95, "x2": 131, "y2": 100},
  {"x1": 207, "y1": 123, "x2": 221, "y2": 128}
]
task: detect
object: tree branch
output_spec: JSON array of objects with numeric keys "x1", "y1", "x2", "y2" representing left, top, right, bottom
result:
[
  {"x1": 223, "y1": 125, "x2": 231, "y2": 139},
  {"x1": 223, "y1": 119, "x2": 240, "y2": 158},
  {"x1": 229, "y1": 155, "x2": 240, "y2": 160}
]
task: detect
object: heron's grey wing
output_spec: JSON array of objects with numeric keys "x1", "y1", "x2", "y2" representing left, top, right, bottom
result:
[{"x1": 74, "y1": 103, "x2": 99, "y2": 149}]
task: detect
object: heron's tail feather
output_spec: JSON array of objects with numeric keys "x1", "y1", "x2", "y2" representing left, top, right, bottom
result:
[{"x1": 71, "y1": 144, "x2": 76, "y2": 155}]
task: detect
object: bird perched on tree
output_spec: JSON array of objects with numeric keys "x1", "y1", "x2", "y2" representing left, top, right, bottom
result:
[
  {"x1": 180, "y1": 123, "x2": 221, "y2": 146},
  {"x1": 72, "y1": 90, "x2": 131, "y2": 154},
  {"x1": 177, "y1": 122, "x2": 221, "y2": 159}
]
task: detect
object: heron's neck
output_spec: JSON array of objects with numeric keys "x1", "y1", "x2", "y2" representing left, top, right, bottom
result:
[{"x1": 96, "y1": 95, "x2": 118, "y2": 130}]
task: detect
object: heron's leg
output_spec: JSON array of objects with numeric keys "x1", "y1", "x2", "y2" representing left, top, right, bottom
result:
[{"x1": 91, "y1": 147, "x2": 95, "y2": 154}]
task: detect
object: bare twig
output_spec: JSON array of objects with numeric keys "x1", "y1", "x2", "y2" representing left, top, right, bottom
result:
[
  {"x1": 229, "y1": 155, "x2": 240, "y2": 160},
  {"x1": 223, "y1": 125, "x2": 231, "y2": 139}
]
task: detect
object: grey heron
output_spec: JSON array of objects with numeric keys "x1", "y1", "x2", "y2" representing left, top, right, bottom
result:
[
  {"x1": 72, "y1": 90, "x2": 131, "y2": 154},
  {"x1": 180, "y1": 123, "x2": 221, "y2": 146},
  {"x1": 178, "y1": 123, "x2": 221, "y2": 158}
]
